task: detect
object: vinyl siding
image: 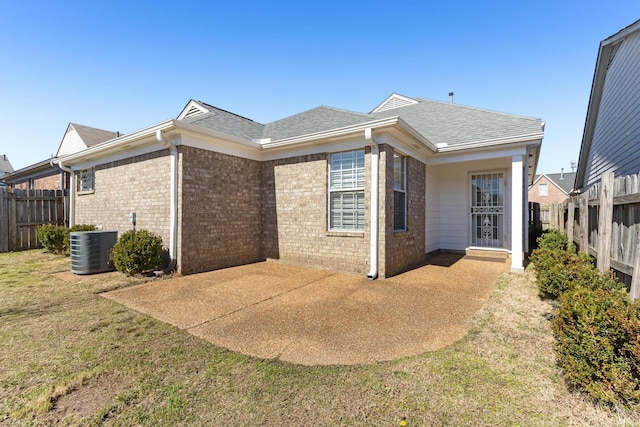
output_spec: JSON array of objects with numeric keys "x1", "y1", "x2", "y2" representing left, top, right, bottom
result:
[
  {"x1": 431, "y1": 158, "x2": 514, "y2": 251},
  {"x1": 425, "y1": 165, "x2": 441, "y2": 253},
  {"x1": 585, "y1": 30, "x2": 640, "y2": 187}
]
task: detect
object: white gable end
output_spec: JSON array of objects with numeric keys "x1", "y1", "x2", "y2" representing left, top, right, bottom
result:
[
  {"x1": 177, "y1": 100, "x2": 210, "y2": 120},
  {"x1": 57, "y1": 125, "x2": 88, "y2": 157},
  {"x1": 371, "y1": 93, "x2": 419, "y2": 113}
]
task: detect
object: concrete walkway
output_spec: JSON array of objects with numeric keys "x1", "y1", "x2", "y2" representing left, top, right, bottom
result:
[{"x1": 103, "y1": 252, "x2": 509, "y2": 365}]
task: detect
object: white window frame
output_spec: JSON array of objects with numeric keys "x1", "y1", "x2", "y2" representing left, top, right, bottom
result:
[
  {"x1": 78, "y1": 168, "x2": 95, "y2": 192},
  {"x1": 538, "y1": 183, "x2": 548, "y2": 196},
  {"x1": 393, "y1": 154, "x2": 407, "y2": 231},
  {"x1": 328, "y1": 149, "x2": 365, "y2": 231}
]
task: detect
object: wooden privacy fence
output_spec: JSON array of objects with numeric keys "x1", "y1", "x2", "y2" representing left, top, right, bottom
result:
[
  {"x1": 555, "y1": 171, "x2": 640, "y2": 298},
  {"x1": 0, "y1": 187, "x2": 69, "y2": 252}
]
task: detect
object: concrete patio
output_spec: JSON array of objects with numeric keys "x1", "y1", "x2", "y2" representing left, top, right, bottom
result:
[{"x1": 103, "y1": 252, "x2": 509, "y2": 365}]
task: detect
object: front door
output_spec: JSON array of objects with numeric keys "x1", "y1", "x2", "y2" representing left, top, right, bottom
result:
[{"x1": 471, "y1": 172, "x2": 505, "y2": 248}]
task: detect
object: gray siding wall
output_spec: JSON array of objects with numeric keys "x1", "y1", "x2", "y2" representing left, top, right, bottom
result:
[{"x1": 585, "y1": 30, "x2": 640, "y2": 187}]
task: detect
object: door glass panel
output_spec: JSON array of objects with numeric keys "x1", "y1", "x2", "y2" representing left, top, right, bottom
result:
[{"x1": 471, "y1": 173, "x2": 504, "y2": 247}]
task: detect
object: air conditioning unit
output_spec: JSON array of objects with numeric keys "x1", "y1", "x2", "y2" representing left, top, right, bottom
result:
[{"x1": 70, "y1": 231, "x2": 118, "y2": 275}]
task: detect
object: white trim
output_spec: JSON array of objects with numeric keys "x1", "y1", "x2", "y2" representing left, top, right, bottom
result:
[
  {"x1": 176, "y1": 100, "x2": 210, "y2": 120},
  {"x1": 370, "y1": 93, "x2": 419, "y2": 113},
  {"x1": 436, "y1": 133, "x2": 544, "y2": 152},
  {"x1": 511, "y1": 155, "x2": 524, "y2": 272},
  {"x1": 426, "y1": 145, "x2": 530, "y2": 166}
]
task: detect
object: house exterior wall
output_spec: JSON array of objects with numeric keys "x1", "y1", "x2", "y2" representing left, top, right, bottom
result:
[
  {"x1": 430, "y1": 158, "x2": 513, "y2": 251},
  {"x1": 528, "y1": 176, "x2": 568, "y2": 205},
  {"x1": 74, "y1": 149, "x2": 171, "y2": 248},
  {"x1": 381, "y1": 146, "x2": 426, "y2": 277},
  {"x1": 58, "y1": 128, "x2": 88, "y2": 156},
  {"x1": 178, "y1": 146, "x2": 263, "y2": 275},
  {"x1": 10, "y1": 171, "x2": 66, "y2": 190},
  {"x1": 261, "y1": 150, "x2": 370, "y2": 275},
  {"x1": 583, "y1": 29, "x2": 640, "y2": 188},
  {"x1": 425, "y1": 165, "x2": 441, "y2": 254}
]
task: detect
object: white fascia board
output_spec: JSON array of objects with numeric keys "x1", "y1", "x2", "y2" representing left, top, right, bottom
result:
[
  {"x1": 261, "y1": 117, "x2": 401, "y2": 149},
  {"x1": 54, "y1": 119, "x2": 176, "y2": 166},
  {"x1": 173, "y1": 120, "x2": 262, "y2": 150},
  {"x1": 373, "y1": 133, "x2": 430, "y2": 164},
  {"x1": 426, "y1": 145, "x2": 530, "y2": 166},
  {"x1": 261, "y1": 138, "x2": 369, "y2": 161},
  {"x1": 260, "y1": 116, "x2": 438, "y2": 153},
  {"x1": 66, "y1": 144, "x2": 169, "y2": 170},
  {"x1": 435, "y1": 133, "x2": 544, "y2": 153}
]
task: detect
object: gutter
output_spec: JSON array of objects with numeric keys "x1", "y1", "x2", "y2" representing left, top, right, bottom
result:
[
  {"x1": 156, "y1": 130, "x2": 178, "y2": 272},
  {"x1": 51, "y1": 159, "x2": 75, "y2": 227},
  {"x1": 365, "y1": 128, "x2": 379, "y2": 280}
]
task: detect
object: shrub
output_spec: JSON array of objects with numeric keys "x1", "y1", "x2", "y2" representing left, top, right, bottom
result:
[
  {"x1": 530, "y1": 247, "x2": 624, "y2": 299},
  {"x1": 552, "y1": 288, "x2": 640, "y2": 407},
  {"x1": 536, "y1": 229, "x2": 568, "y2": 251},
  {"x1": 37, "y1": 224, "x2": 67, "y2": 254},
  {"x1": 63, "y1": 224, "x2": 96, "y2": 255},
  {"x1": 112, "y1": 230, "x2": 164, "y2": 275}
]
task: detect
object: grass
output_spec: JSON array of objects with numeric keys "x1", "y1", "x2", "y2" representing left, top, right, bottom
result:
[{"x1": 1, "y1": 250, "x2": 639, "y2": 426}]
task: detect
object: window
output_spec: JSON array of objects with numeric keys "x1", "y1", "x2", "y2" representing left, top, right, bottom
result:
[
  {"x1": 393, "y1": 154, "x2": 407, "y2": 231},
  {"x1": 329, "y1": 150, "x2": 365, "y2": 231},
  {"x1": 79, "y1": 168, "x2": 95, "y2": 192},
  {"x1": 538, "y1": 183, "x2": 548, "y2": 196}
]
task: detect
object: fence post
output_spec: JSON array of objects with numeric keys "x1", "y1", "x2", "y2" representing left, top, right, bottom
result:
[
  {"x1": 579, "y1": 194, "x2": 588, "y2": 253},
  {"x1": 597, "y1": 171, "x2": 614, "y2": 273},
  {"x1": 567, "y1": 201, "x2": 575, "y2": 249},
  {"x1": 631, "y1": 232, "x2": 640, "y2": 300}
]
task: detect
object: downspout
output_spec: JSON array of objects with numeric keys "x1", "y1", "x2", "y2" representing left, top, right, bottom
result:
[
  {"x1": 156, "y1": 130, "x2": 178, "y2": 270},
  {"x1": 365, "y1": 128, "x2": 379, "y2": 280},
  {"x1": 51, "y1": 159, "x2": 74, "y2": 228}
]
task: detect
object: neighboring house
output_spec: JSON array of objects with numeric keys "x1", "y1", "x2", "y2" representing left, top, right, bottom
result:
[
  {"x1": 3, "y1": 123, "x2": 117, "y2": 190},
  {"x1": 529, "y1": 171, "x2": 576, "y2": 205},
  {"x1": 53, "y1": 93, "x2": 544, "y2": 277},
  {"x1": 575, "y1": 19, "x2": 640, "y2": 192},
  {"x1": 0, "y1": 155, "x2": 13, "y2": 185}
]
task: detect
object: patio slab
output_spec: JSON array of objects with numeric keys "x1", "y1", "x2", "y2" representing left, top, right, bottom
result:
[{"x1": 103, "y1": 253, "x2": 509, "y2": 365}]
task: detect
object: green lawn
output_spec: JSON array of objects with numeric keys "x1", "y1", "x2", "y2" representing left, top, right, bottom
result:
[{"x1": 0, "y1": 250, "x2": 638, "y2": 426}]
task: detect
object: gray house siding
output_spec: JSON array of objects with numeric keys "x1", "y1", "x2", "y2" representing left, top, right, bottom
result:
[{"x1": 584, "y1": 29, "x2": 640, "y2": 188}]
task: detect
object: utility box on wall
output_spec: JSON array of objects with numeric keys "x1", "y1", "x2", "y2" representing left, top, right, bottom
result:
[{"x1": 70, "y1": 231, "x2": 118, "y2": 274}]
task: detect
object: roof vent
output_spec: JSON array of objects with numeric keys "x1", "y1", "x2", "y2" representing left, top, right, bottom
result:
[
  {"x1": 371, "y1": 93, "x2": 419, "y2": 113},
  {"x1": 183, "y1": 106, "x2": 206, "y2": 119}
]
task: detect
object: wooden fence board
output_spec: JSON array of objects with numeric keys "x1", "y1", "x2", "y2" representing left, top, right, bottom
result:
[{"x1": 0, "y1": 187, "x2": 69, "y2": 252}]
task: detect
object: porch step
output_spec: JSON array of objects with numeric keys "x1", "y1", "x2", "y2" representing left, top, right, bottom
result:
[{"x1": 465, "y1": 249, "x2": 509, "y2": 260}]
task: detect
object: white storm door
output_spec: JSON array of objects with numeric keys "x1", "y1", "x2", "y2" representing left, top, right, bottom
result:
[{"x1": 471, "y1": 172, "x2": 505, "y2": 248}]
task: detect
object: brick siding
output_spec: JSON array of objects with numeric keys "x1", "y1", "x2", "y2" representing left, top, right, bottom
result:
[
  {"x1": 261, "y1": 151, "x2": 370, "y2": 275},
  {"x1": 74, "y1": 150, "x2": 171, "y2": 248},
  {"x1": 380, "y1": 146, "x2": 426, "y2": 278},
  {"x1": 178, "y1": 146, "x2": 263, "y2": 275},
  {"x1": 528, "y1": 176, "x2": 569, "y2": 205},
  {"x1": 76, "y1": 144, "x2": 426, "y2": 278}
]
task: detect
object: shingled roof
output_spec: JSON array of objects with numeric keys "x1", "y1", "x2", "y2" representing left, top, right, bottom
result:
[{"x1": 179, "y1": 94, "x2": 543, "y2": 150}]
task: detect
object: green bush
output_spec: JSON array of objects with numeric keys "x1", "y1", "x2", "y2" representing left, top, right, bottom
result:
[
  {"x1": 112, "y1": 230, "x2": 164, "y2": 275},
  {"x1": 552, "y1": 288, "x2": 640, "y2": 407},
  {"x1": 63, "y1": 224, "x2": 96, "y2": 255},
  {"x1": 530, "y1": 247, "x2": 624, "y2": 299},
  {"x1": 536, "y1": 229, "x2": 569, "y2": 251},
  {"x1": 37, "y1": 224, "x2": 67, "y2": 254}
]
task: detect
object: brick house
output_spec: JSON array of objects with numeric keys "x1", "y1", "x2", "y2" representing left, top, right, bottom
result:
[
  {"x1": 3, "y1": 123, "x2": 117, "y2": 190},
  {"x1": 528, "y1": 171, "x2": 576, "y2": 205},
  {"x1": 53, "y1": 93, "x2": 544, "y2": 277}
]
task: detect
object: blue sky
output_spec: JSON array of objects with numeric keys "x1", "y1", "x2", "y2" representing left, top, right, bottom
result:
[{"x1": 1, "y1": 1, "x2": 639, "y2": 173}]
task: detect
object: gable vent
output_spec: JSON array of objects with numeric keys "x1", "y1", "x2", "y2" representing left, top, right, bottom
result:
[
  {"x1": 371, "y1": 94, "x2": 419, "y2": 113},
  {"x1": 378, "y1": 97, "x2": 414, "y2": 112},
  {"x1": 183, "y1": 106, "x2": 206, "y2": 119}
]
